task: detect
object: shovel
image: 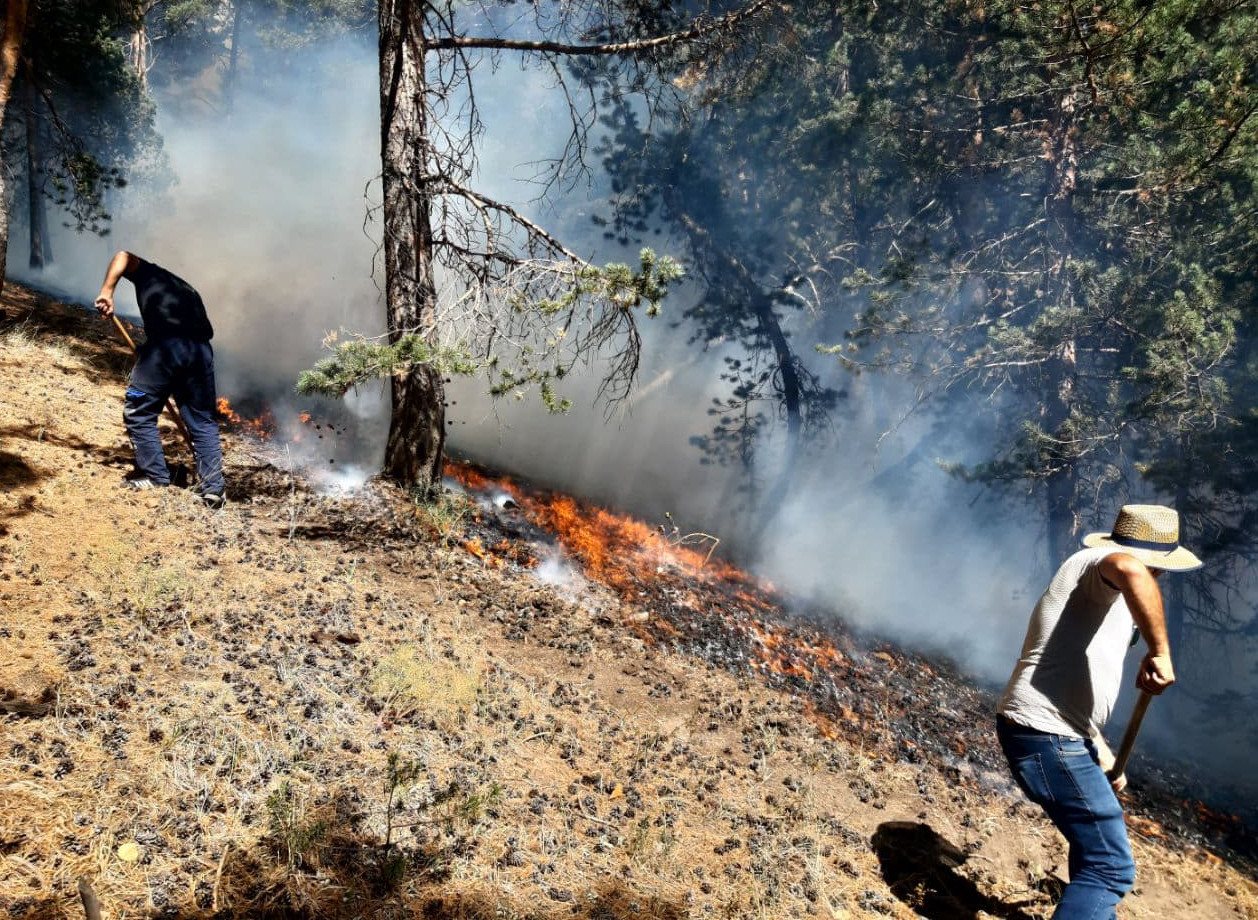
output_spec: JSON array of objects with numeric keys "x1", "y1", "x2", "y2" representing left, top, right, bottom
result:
[{"x1": 1107, "y1": 690, "x2": 1152, "y2": 781}]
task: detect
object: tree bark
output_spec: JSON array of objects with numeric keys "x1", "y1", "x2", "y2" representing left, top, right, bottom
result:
[
  {"x1": 225, "y1": 1, "x2": 243, "y2": 111},
  {"x1": 0, "y1": 0, "x2": 31, "y2": 294},
  {"x1": 749, "y1": 286, "x2": 806, "y2": 537},
  {"x1": 1043, "y1": 338, "x2": 1079, "y2": 564},
  {"x1": 129, "y1": 2, "x2": 152, "y2": 88},
  {"x1": 24, "y1": 80, "x2": 50, "y2": 268},
  {"x1": 379, "y1": 0, "x2": 445, "y2": 492},
  {"x1": 1042, "y1": 89, "x2": 1081, "y2": 565}
]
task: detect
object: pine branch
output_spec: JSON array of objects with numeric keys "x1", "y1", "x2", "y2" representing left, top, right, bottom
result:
[
  {"x1": 426, "y1": 0, "x2": 774, "y2": 56},
  {"x1": 296, "y1": 334, "x2": 477, "y2": 398},
  {"x1": 433, "y1": 178, "x2": 586, "y2": 263}
]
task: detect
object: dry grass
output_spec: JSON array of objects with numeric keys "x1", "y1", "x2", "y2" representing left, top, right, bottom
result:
[
  {"x1": 371, "y1": 641, "x2": 484, "y2": 731},
  {"x1": 414, "y1": 489, "x2": 478, "y2": 543},
  {"x1": 2, "y1": 285, "x2": 1257, "y2": 920}
]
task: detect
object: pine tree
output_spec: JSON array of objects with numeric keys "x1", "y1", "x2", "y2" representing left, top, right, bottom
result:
[
  {"x1": 297, "y1": 1, "x2": 771, "y2": 494},
  {"x1": 3, "y1": 0, "x2": 165, "y2": 274}
]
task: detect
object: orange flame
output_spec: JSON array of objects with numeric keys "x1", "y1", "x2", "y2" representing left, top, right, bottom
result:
[
  {"x1": 1126, "y1": 815, "x2": 1167, "y2": 840},
  {"x1": 215, "y1": 397, "x2": 279, "y2": 440},
  {"x1": 445, "y1": 461, "x2": 856, "y2": 692},
  {"x1": 516, "y1": 489, "x2": 765, "y2": 596},
  {"x1": 461, "y1": 538, "x2": 501, "y2": 567},
  {"x1": 447, "y1": 464, "x2": 506, "y2": 494}
]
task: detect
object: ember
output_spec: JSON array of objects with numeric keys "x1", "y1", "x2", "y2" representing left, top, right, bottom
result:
[
  {"x1": 460, "y1": 537, "x2": 539, "y2": 569},
  {"x1": 1127, "y1": 815, "x2": 1168, "y2": 840}
]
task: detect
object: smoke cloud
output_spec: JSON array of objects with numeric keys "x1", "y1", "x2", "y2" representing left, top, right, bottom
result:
[{"x1": 8, "y1": 23, "x2": 1256, "y2": 813}]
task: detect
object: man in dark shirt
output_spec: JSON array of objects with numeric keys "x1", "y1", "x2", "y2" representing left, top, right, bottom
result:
[{"x1": 95, "y1": 251, "x2": 225, "y2": 505}]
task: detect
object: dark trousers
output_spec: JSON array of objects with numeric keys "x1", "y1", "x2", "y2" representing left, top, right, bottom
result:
[
  {"x1": 124, "y1": 337, "x2": 225, "y2": 496},
  {"x1": 997, "y1": 717, "x2": 1136, "y2": 919}
]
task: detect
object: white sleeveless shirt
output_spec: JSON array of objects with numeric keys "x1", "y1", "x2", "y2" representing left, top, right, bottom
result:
[{"x1": 998, "y1": 547, "x2": 1134, "y2": 738}]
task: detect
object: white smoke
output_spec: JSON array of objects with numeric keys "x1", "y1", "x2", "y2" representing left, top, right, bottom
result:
[{"x1": 8, "y1": 22, "x2": 1256, "y2": 811}]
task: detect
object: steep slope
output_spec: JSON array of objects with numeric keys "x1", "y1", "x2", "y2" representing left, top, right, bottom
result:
[{"x1": 2, "y1": 284, "x2": 1255, "y2": 920}]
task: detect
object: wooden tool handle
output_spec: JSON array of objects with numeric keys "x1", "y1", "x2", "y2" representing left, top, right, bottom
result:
[
  {"x1": 110, "y1": 314, "x2": 138, "y2": 352},
  {"x1": 107, "y1": 313, "x2": 197, "y2": 462},
  {"x1": 1109, "y1": 691, "x2": 1152, "y2": 779}
]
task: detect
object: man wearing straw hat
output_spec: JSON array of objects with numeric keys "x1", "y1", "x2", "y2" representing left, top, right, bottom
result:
[{"x1": 996, "y1": 504, "x2": 1201, "y2": 919}]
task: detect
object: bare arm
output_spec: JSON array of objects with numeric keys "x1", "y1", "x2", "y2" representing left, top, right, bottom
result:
[
  {"x1": 94, "y1": 251, "x2": 142, "y2": 317},
  {"x1": 1099, "y1": 552, "x2": 1175, "y2": 695}
]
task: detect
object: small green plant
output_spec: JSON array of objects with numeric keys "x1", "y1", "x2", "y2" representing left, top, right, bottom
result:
[
  {"x1": 265, "y1": 782, "x2": 328, "y2": 870},
  {"x1": 413, "y1": 489, "x2": 476, "y2": 543},
  {"x1": 381, "y1": 848, "x2": 409, "y2": 890},
  {"x1": 623, "y1": 812, "x2": 678, "y2": 864},
  {"x1": 454, "y1": 781, "x2": 503, "y2": 825},
  {"x1": 381, "y1": 752, "x2": 424, "y2": 888},
  {"x1": 626, "y1": 816, "x2": 652, "y2": 858},
  {"x1": 130, "y1": 565, "x2": 194, "y2": 623},
  {"x1": 658, "y1": 822, "x2": 678, "y2": 859}
]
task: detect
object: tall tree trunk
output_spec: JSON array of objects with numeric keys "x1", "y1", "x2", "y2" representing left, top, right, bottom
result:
[
  {"x1": 1042, "y1": 89, "x2": 1081, "y2": 565},
  {"x1": 24, "y1": 80, "x2": 49, "y2": 269},
  {"x1": 129, "y1": 7, "x2": 149, "y2": 88},
  {"x1": 1043, "y1": 338, "x2": 1079, "y2": 564},
  {"x1": 225, "y1": 1, "x2": 243, "y2": 112},
  {"x1": 378, "y1": 0, "x2": 445, "y2": 492},
  {"x1": 749, "y1": 286, "x2": 804, "y2": 535},
  {"x1": 0, "y1": 0, "x2": 31, "y2": 294}
]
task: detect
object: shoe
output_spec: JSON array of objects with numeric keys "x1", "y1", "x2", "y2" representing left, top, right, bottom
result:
[
  {"x1": 122, "y1": 477, "x2": 163, "y2": 491},
  {"x1": 202, "y1": 493, "x2": 226, "y2": 509}
]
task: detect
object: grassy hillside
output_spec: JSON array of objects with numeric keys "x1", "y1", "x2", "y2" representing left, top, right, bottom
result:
[{"x1": 2, "y1": 283, "x2": 1255, "y2": 919}]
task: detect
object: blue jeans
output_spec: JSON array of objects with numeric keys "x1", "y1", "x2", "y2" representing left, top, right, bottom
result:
[
  {"x1": 124, "y1": 338, "x2": 225, "y2": 496},
  {"x1": 997, "y1": 717, "x2": 1135, "y2": 919}
]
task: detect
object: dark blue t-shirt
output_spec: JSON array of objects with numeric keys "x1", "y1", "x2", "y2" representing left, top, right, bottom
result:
[{"x1": 129, "y1": 259, "x2": 213, "y2": 342}]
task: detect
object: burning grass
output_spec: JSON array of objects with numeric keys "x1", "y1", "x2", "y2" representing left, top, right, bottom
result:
[
  {"x1": 445, "y1": 461, "x2": 957, "y2": 746},
  {"x1": 445, "y1": 461, "x2": 770, "y2": 600},
  {"x1": 443, "y1": 458, "x2": 1258, "y2": 870},
  {"x1": 216, "y1": 396, "x2": 278, "y2": 440}
]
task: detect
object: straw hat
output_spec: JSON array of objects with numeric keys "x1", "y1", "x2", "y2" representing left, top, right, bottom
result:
[{"x1": 1082, "y1": 504, "x2": 1202, "y2": 572}]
